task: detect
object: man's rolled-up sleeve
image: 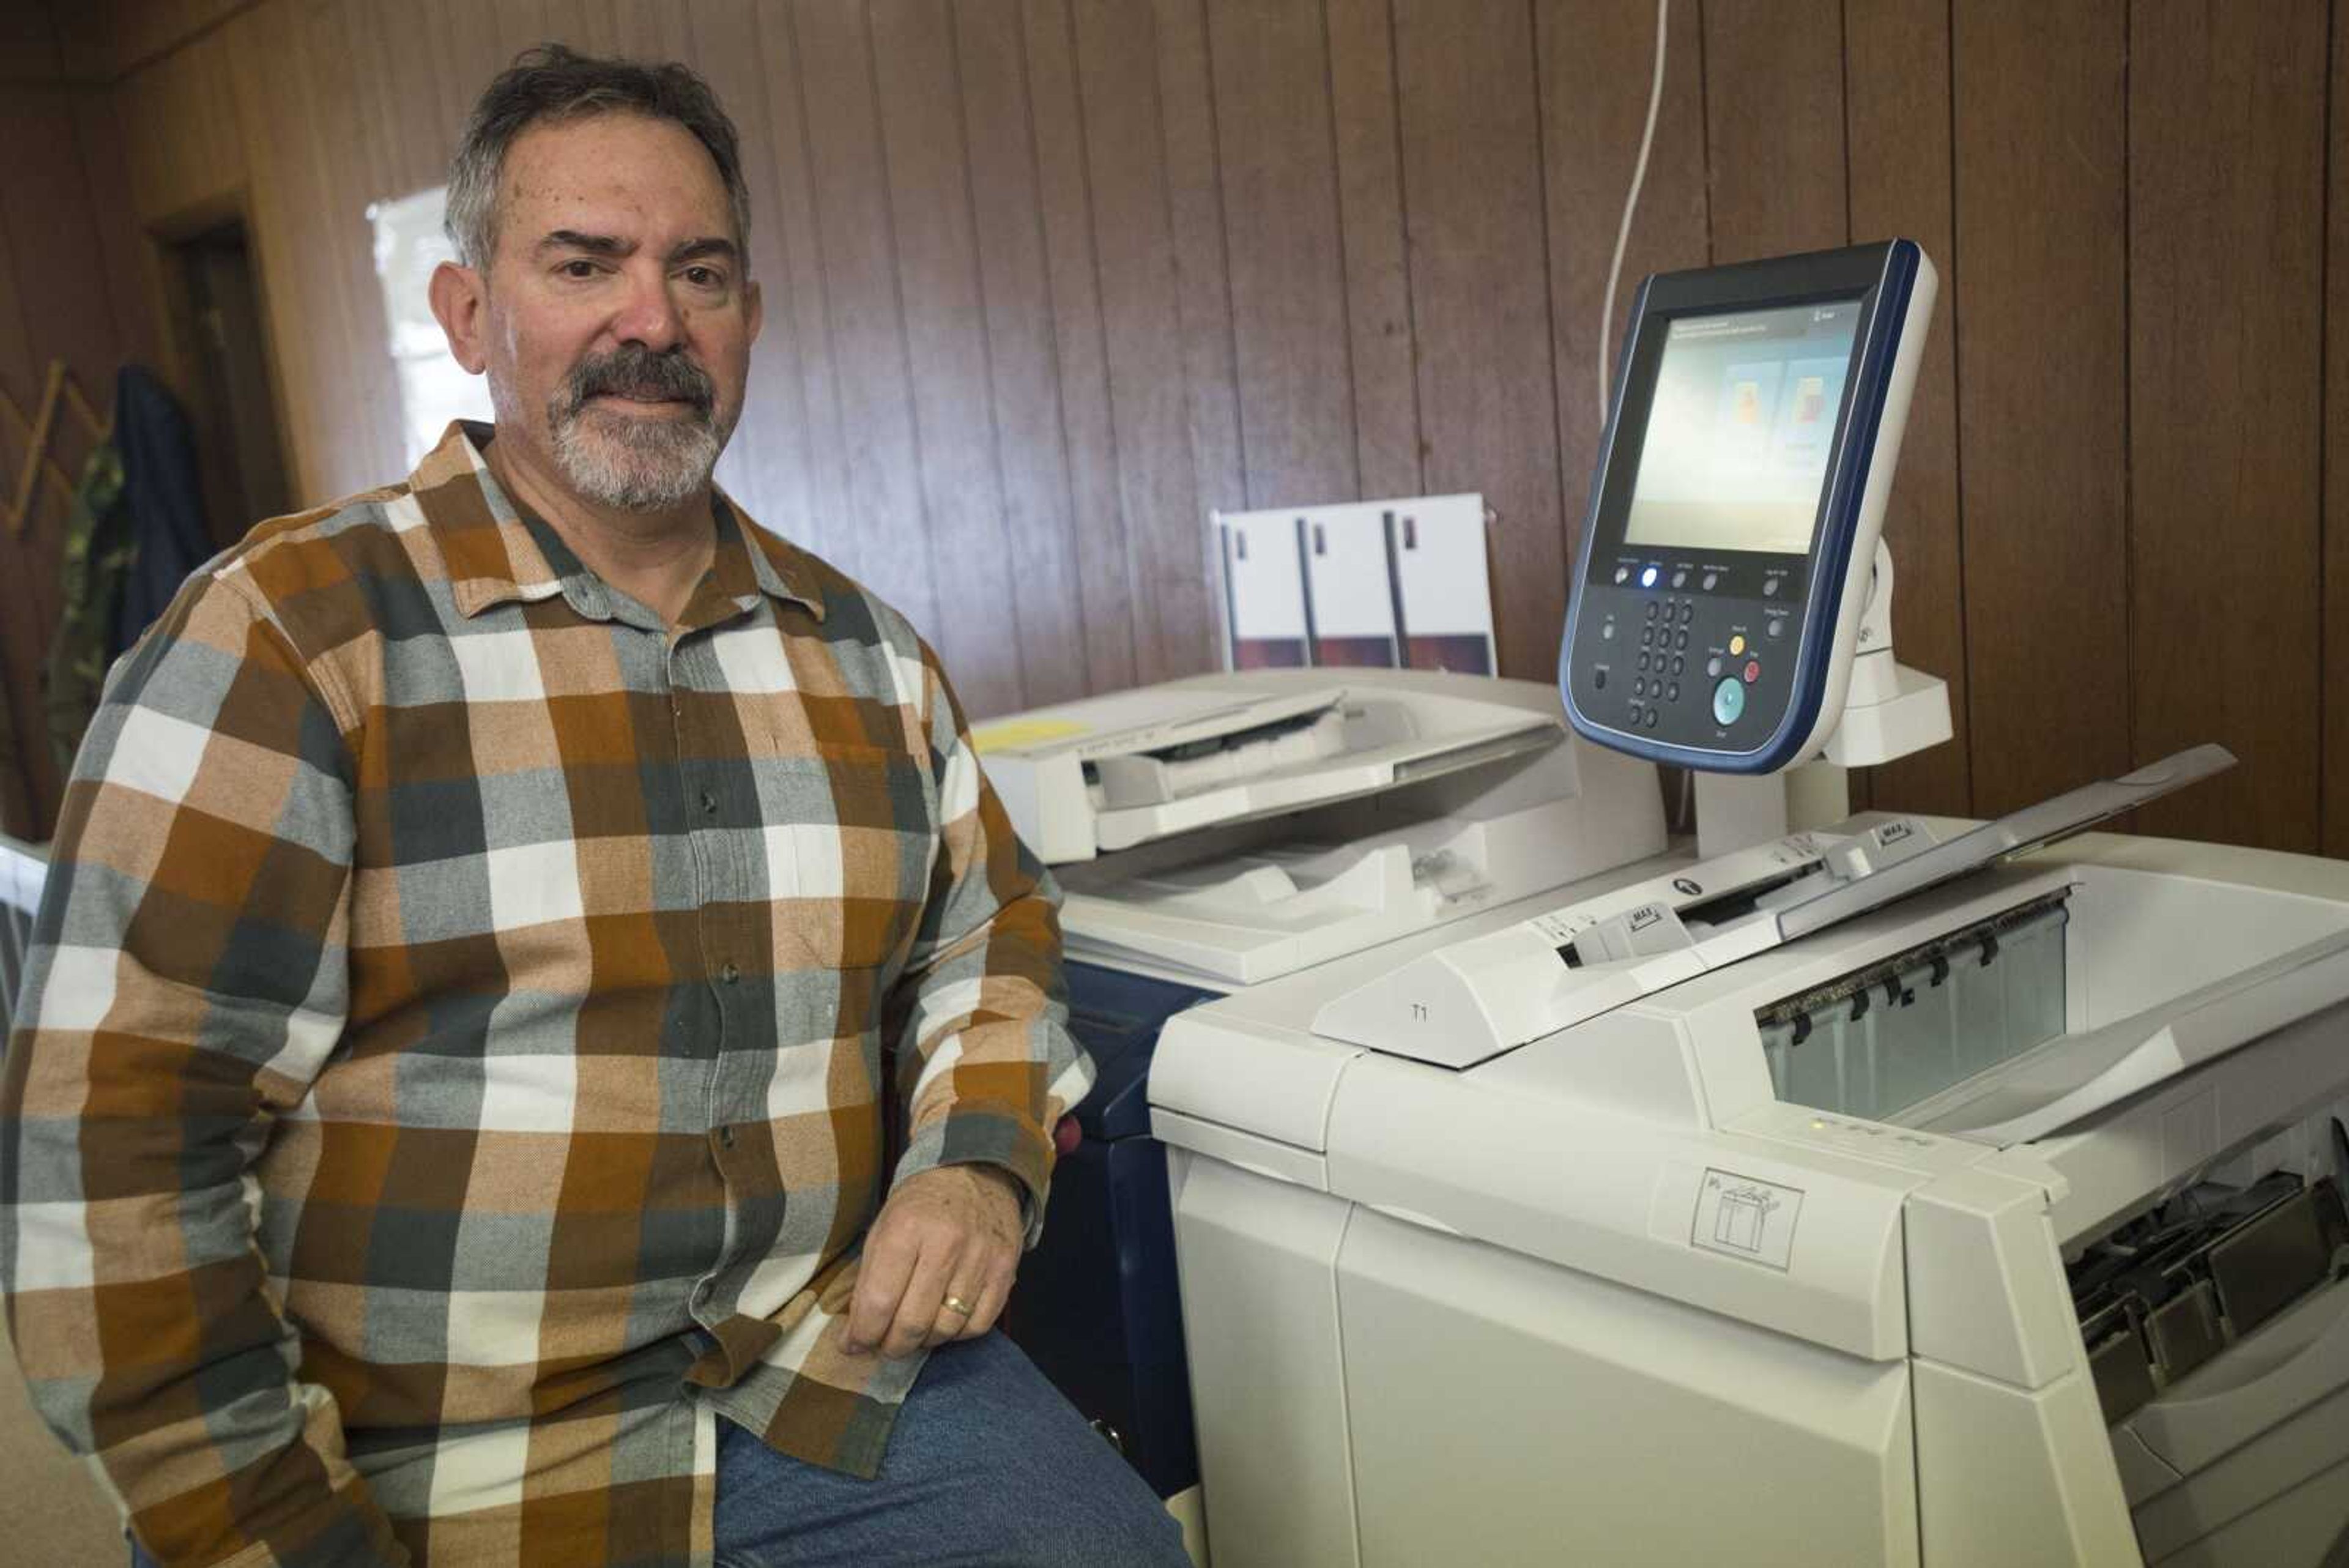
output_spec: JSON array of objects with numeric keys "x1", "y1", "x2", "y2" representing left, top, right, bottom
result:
[
  {"x1": 884, "y1": 644, "x2": 1093, "y2": 1244},
  {"x1": 0, "y1": 571, "x2": 405, "y2": 1566}
]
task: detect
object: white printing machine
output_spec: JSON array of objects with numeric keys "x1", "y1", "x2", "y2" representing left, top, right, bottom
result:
[
  {"x1": 1139, "y1": 242, "x2": 2349, "y2": 1565},
  {"x1": 978, "y1": 666, "x2": 1666, "y2": 1528},
  {"x1": 1151, "y1": 772, "x2": 2349, "y2": 1566}
]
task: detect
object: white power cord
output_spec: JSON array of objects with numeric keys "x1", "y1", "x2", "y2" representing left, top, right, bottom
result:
[{"x1": 1598, "y1": 0, "x2": 1672, "y2": 428}]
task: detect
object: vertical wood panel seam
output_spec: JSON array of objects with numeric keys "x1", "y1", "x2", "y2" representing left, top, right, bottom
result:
[
  {"x1": 294, "y1": 9, "x2": 384, "y2": 496},
  {"x1": 1318, "y1": 0, "x2": 1365, "y2": 499},
  {"x1": 679, "y1": 6, "x2": 705, "y2": 119},
  {"x1": 1020, "y1": 2, "x2": 1101, "y2": 683},
  {"x1": 1694, "y1": 0, "x2": 1715, "y2": 264},
  {"x1": 1198, "y1": 0, "x2": 1255, "y2": 506},
  {"x1": 2121, "y1": 1, "x2": 2136, "y2": 771},
  {"x1": 1834, "y1": 0, "x2": 1855, "y2": 808},
  {"x1": 1126, "y1": 15, "x2": 1203, "y2": 682},
  {"x1": 1060, "y1": 0, "x2": 1141, "y2": 682},
  {"x1": 0, "y1": 199, "x2": 37, "y2": 421},
  {"x1": 2311, "y1": 12, "x2": 2334, "y2": 834},
  {"x1": 1945, "y1": 0, "x2": 1975, "y2": 815},
  {"x1": 1146, "y1": 0, "x2": 1233, "y2": 652},
  {"x1": 1382, "y1": 0, "x2": 1423, "y2": 494},
  {"x1": 782, "y1": 2, "x2": 856, "y2": 567},
  {"x1": 423, "y1": 7, "x2": 471, "y2": 184},
  {"x1": 223, "y1": 10, "x2": 294, "y2": 497},
  {"x1": 0, "y1": 171, "x2": 57, "y2": 765},
  {"x1": 1836, "y1": 0, "x2": 1851, "y2": 243},
  {"x1": 862, "y1": 0, "x2": 948, "y2": 642},
  {"x1": 59, "y1": 85, "x2": 131, "y2": 354},
  {"x1": 1526, "y1": 0, "x2": 1573, "y2": 559},
  {"x1": 945, "y1": 7, "x2": 1032, "y2": 703},
  {"x1": 1005, "y1": 0, "x2": 1085, "y2": 667}
]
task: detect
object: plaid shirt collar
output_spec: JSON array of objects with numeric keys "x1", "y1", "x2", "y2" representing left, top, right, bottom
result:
[{"x1": 421, "y1": 420, "x2": 828, "y2": 626}]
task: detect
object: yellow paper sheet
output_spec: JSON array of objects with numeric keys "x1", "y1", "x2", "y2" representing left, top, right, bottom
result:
[{"x1": 970, "y1": 717, "x2": 1089, "y2": 755}]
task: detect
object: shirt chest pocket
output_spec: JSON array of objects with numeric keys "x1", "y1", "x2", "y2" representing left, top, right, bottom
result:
[{"x1": 763, "y1": 741, "x2": 933, "y2": 975}]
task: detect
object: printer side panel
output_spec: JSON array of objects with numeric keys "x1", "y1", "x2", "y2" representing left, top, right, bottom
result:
[
  {"x1": 1906, "y1": 1168, "x2": 2140, "y2": 1566},
  {"x1": 1911, "y1": 1362, "x2": 2140, "y2": 1567},
  {"x1": 1168, "y1": 1152, "x2": 1364, "y2": 1568},
  {"x1": 1333, "y1": 1206, "x2": 1919, "y2": 1567}
]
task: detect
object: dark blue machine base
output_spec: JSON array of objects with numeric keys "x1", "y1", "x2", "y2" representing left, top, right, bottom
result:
[{"x1": 1001, "y1": 961, "x2": 1219, "y2": 1501}]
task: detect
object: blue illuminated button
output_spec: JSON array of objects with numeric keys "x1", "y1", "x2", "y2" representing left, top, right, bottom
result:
[
  {"x1": 1712, "y1": 677, "x2": 1746, "y2": 725},
  {"x1": 1639, "y1": 565, "x2": 1659, "y2": 588}
]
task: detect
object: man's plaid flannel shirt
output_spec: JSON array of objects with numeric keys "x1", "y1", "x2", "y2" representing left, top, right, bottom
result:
[{"x1": 1, "y1": 422, "x2": 1091, "y2": 1566}]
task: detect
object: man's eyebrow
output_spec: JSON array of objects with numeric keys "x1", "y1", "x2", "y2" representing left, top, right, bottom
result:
[
  {"x1": 667, "y1": 237, "x2": 739, "y2": 265},
  {"x1": 536, "y1": 230, "x2": 633, "y2": 258}
]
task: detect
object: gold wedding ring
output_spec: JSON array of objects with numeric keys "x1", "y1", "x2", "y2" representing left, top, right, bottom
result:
[{"x1": 942, "y1": 1294, "x2": 974, "y2": 1317}]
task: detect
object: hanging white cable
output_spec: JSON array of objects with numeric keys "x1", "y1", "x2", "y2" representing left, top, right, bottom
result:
[{"x1": 1598, "y1": 0, "x2": 1671, "y2": 427}]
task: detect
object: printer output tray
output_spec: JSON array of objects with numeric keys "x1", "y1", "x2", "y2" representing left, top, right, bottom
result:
[{"x1": 1897, "y1": 926, "x2": 2349, "y2": 1146}]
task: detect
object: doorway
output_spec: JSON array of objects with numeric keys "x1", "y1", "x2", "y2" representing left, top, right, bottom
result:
[{"x1": 163, "y1": 218, "x2": 292, "y2": 544}]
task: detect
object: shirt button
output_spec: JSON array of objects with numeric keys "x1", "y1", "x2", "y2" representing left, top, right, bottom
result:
[
  {"x1": 721, "y1": 961, "x2": 741, "y2": 984},
  {"x1": 718, "y1": 1126, "x2": 737, "y2": 1150},
  {"x1": 699, "y1": 790, "x2": 718, "y2": 815}
]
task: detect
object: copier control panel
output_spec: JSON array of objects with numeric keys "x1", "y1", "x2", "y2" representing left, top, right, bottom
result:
[
  {"x1": 1572, "y1": 559, "x2": 1803, "y2": 748},
  {"x1": 1562, "y1": 240, "x2": 1936, "y2": 773}
]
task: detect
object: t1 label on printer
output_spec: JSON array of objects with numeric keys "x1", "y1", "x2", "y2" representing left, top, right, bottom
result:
[{"x1": 1691, "y1": 1169, "x2": 1804, "y2": 1271}]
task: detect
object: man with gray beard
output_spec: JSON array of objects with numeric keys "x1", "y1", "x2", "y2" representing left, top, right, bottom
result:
[{"x1": 1, "y1": 44, "x2": 1188, "y2": 1568}]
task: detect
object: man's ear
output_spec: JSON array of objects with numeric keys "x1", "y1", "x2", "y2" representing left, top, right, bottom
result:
[
  {"x1": 743, "y1": 275, "x2": 765, "y2": 350},
  {"x1": 429, "y1": 260, "x2": 491, "y2": 374}
]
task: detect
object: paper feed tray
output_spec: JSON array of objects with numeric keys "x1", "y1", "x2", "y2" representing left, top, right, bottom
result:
[
  {"x1": 978, "y1": 673, "x2": 1563, "y2": 866},
  {"x1": 1313, "y1": 745, "x2": 2237, "y2": 1068}
]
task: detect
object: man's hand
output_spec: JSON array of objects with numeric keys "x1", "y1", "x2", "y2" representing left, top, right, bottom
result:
[{"x1": 844, "y1": 1164, "x2": 1025, "y2": 1359}]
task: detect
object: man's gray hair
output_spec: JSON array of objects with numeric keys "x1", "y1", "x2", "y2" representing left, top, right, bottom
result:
[{"x1": 445, "y1": 44, "x2": 751, "y2": 270}]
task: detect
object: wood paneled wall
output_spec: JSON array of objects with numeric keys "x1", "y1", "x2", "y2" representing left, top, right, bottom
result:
[
  {"x1": 7, "y1": 0, "x2": 2349, "y2": 856},
  {"x1": 0, "y1": 11, "x2": 147, "y2": 839}
]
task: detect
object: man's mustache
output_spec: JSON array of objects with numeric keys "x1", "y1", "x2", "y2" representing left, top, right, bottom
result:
[{"x1": 557, "y1": 346, "x2": 716, "y2": 421}]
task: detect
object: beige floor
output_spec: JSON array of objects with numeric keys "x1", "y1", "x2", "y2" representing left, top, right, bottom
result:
[{"x1": 0, "y1": 1314, "x2": 122, "y2": 1565}]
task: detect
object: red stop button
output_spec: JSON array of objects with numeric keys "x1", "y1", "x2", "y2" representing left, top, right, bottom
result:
[{"x1": 1743, "y1": 660, "x2": 1761, "y2": 683}]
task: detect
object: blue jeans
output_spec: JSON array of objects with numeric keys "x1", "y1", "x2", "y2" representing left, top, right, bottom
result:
[
  {"x1": 133, "y1": 1334, "x2": 1189, "y2": 1566},
  {"x1": 714, "y1": 1332, "x2": 1190, "y2": 1567}
]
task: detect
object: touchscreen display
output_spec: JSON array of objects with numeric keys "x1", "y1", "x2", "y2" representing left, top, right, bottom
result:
[{"x1": 1621, "y1": 300, "x2": 1860, "y2": 556}]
